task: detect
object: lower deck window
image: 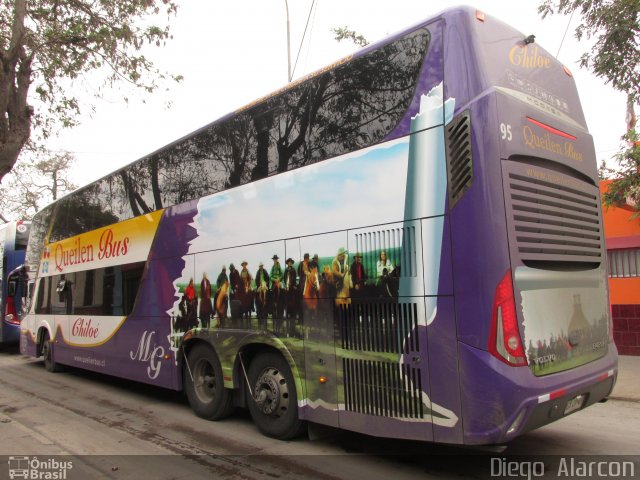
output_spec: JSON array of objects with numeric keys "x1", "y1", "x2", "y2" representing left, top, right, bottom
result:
[
  {"x1": 35, "y1": 262, "x2": 145, "y2": 316},
  {"x1": 607, "y1": 248, "x2": 640, "y2": 278}
]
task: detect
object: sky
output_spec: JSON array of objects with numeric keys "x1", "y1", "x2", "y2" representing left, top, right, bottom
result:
[{"x1": 45, "y1": 0, "x2": 628, "y2": 187}]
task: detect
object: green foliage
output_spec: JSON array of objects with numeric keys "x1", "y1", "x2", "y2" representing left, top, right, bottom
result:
[
  {"x1": 331, "y1": 26, "x2": 369, "y2": 47},
  {"x1": 0, "y1": 0, "x2": 182, "y2": 180},
  {"x1": 600, "y1": 131, "x2": 640, "y2": 217},
  {"x1": 539, "y1": 0, "x2": 640, "y2": 215},
  {"x1": 538, "y1": 0, "x2": 639, "y2": 94}
]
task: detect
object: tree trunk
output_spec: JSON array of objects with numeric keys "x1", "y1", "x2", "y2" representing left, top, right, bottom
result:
[{"x1": 0, "y1": 0, "x2": 33, "y2": 181}]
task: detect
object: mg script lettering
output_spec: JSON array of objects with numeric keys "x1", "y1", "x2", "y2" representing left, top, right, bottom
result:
[
  {"x1": 72, "y1": 318, "x2": 99, "y2": 338},
  {"x1": 130, "y1": 331, "x2": 165, "y2": 379}
]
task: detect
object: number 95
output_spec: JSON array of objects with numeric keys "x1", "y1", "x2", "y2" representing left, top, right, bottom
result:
[{"x1": 500, "y1": 123, "x2": 512, "y2": 141}]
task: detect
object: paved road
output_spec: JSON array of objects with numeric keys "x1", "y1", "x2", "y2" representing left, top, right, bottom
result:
[{"x1": 0, "y1": 346, "x2": 638, "y2": 479}]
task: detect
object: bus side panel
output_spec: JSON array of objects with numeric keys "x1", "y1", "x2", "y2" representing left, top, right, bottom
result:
[
  {"x1": 132, "y1": 200, "x2": 201, "y2": 389},
  {"x1": 49, "y1": 313, "x2": 176, "y2": 389},
  {"x1": 20, "y1": 326, "x2": 36, "y2": 356},
  {"x1": 20, "y1": 313, "x2": 50, "y2": 357},
  {"x1": 427, "y1": 216, "x2": 463, "y2": 444},
  {"x1": 28, "y1": 202, "x2": 199, "y2": 390},
  {"x1": 449, "y1": 95, "x2": 507, "y2": 349},
  {"x1": 446, "y1": 94, "x2": 516, "y2": 441},
  {"x1": 298, "y1": 232, "x2": 343, "y2": 428}
]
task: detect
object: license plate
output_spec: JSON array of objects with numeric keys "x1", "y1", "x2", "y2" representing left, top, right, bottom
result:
[{"x1": 564, "y1": 394, "x2": 585, "y2": 415}]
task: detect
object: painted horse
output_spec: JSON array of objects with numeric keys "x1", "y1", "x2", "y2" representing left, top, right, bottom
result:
[
  {"x1": 255, "y1": 280, "x2": 270, "y2": 330},
  {"x1": 271, "y1": 279, "x2": 286, "y2": 335},
  {"x1": 215, "y1": 281, "x2": 229, "y2": 328}
]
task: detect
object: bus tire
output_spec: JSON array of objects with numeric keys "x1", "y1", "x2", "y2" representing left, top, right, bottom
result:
[
  {"x1": 184, "y1": 344, "x2": 234, "y2": 420},
  {"x1": 246, "y1": 352, "x2": 306, "y2": 440},
  {"x1": 42, "y1": 331, "x2": 63, "y2": 373}
]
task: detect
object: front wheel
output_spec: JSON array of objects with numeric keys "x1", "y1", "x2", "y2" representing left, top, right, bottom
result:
[
  {"x1": 246, "y1": 352, "x2": 306, "y2": 440},
  {"x1": 184, "y1": 344, "x2": 234, "y2": 420},
  {"x1": 41, "y1": 330, "x2": 63, "y2": 373}
]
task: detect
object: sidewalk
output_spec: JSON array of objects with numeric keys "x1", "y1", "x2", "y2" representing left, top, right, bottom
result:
[{"x1": 610, "y1": 354, "x2": 640, "y2": 402}]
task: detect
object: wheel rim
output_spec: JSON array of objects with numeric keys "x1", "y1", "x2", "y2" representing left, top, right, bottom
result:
[
  {"x1": 253, "y1": 366, "x2": 289, "y2": 417},
  {"x1": 193, "y1": 358, "x2": 217, "y2": 403}
]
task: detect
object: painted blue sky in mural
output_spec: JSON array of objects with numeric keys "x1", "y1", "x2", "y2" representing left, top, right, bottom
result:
[{"x1": 188, "y1": 137, "x2": 411, "y2": 257}]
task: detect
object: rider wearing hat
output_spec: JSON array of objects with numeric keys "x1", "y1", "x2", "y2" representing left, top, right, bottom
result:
[
  {"x1": 270, "y1": 254, "x2": 283, "y2": 287},
  {"x1": 350, "y1": 252, "x2": 367, "y2": 295}
]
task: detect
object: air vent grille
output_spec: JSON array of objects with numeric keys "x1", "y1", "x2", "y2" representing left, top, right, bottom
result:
[
  {"x1": 338, "y1": 301, "x2": 419, "y2": 354},
  {"x1": 505, "y1": 166, "x2": 603, "y2": 263},
  {"x1": 446, "y1": 111, "x2": 473, "y2": 207},
  {"x1": 354, "y1": 226, "x2": 417, "y2": 278},
  {"x1": 343, "y1": 358, "x2": 424, "y2": 419}
]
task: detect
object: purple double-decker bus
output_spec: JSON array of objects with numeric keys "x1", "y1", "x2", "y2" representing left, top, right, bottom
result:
[{"x1": 21, "y1": 6, "x2": 616, "y2": 444}]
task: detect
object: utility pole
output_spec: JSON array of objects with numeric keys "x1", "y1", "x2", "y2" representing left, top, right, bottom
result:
[{"x1": 284, "y1": 0, "x2": 292, "y2": 82}]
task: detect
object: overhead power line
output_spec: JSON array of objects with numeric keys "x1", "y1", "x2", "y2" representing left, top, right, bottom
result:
[
  {"x1": 555, "y1": 10, "x2": 575, "y2": 59},
  {"x1": 291, "y1": 0, "x2": 317, "y2": 80}
]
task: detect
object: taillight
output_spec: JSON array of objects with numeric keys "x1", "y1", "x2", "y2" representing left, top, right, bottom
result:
[
  {"x1": 488, "y1": 270, "x2": 527, "y2": 366},
  {"x1": 4, "y1": 297, "x2": 20, "y2": 325}
]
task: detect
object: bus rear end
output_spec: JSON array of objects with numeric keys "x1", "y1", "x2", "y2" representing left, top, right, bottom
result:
[
  {"x1": 443, "y1": 8, "x2": 617, "y2": 444},
  {"x1": 1, "y1": 221, "x2": 31, "y2": 345}
]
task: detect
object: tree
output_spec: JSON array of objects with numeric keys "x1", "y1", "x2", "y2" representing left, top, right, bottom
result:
[
  {"x1": 331, "y1": 27, "x2": 369, "y2": 47},
  {"x1": 601, "y1": 130, "x2": 640, "y2": 213},
  {"x1": 539, "y1": 0, "x2": 640, "y2": 214},
  {"x1": 0, "y1": 149, "x2": 76, "y2": 220},
  {"x1": 0, "y1": 0, "x2": 181, "y2": 182}
]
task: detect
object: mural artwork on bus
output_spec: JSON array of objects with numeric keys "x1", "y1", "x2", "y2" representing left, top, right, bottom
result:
[
  {"x1": 516, "y1": 266, "x2": 610, "y2": 376},
  {"x1": 166, "y1": 82, "x2": 459, "y2": 428}
]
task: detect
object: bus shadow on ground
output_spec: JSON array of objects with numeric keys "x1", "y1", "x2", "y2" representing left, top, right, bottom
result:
[
  {"x1": 15, "y1": 355, "x2": 591, "y2": 480},
  {"x1": 0, "y1": 344, "x2": 20, "y2": 354}
]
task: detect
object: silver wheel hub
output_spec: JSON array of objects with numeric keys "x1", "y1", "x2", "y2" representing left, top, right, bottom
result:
[
  {"x1": 254, "y1": 367, "x2": 289, "y2": 417},
  {"x1": 194, "y1": 359, "x2": 217, "y2": 402}
]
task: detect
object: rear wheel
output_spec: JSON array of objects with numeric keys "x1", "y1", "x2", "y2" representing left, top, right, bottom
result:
[
  {"x1": 246, "y1": 352, "x2": 306, "y2": 440},
  {"x1": 184, "y1": 344, "x2": 234, "y2": 420},
  {"x1": 41, "y1": 330, "x2": 63, "y2": 373}
]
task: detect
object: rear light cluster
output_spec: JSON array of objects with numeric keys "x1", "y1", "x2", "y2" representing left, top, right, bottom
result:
[
  {"x1": 489, "y1": 270, "x2": 527, "y2": 366},
  {"x1": 4, "y1": 296, "x2": 19, "y2": 325}
]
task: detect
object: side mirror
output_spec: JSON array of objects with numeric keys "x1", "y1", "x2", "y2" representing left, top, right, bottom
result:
[{"x1": 56, "y1": 279, "x2": 67, "y2": 293}]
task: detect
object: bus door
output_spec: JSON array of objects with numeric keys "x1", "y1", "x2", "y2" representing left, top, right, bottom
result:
[
  {"x1": 334, "y1": 221, "x2": 435, "y2": 441},
  {"x1": 298, "y1": 233, "x2": 342, "y2": 428}
]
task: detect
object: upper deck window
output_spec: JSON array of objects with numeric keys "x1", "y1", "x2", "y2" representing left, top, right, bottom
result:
[{"x1": 46, "y1": 28, "x2": 431, "y2": 243}]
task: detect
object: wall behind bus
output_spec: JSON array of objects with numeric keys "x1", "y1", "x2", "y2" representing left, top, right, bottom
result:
[{"x1": 601, "y1": 180, "x2": 640, "y2": 356}]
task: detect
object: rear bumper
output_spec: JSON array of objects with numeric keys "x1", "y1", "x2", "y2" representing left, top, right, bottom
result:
[
  {"x1": 458, "y1": 341, "x2": 617, "y2": 445},
  {"x1": 520, "y1": 370, "x2": 614, "y2": 435},
  {"x1": 1, "y1": 321, "x2": 21, "y2": 345}
]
